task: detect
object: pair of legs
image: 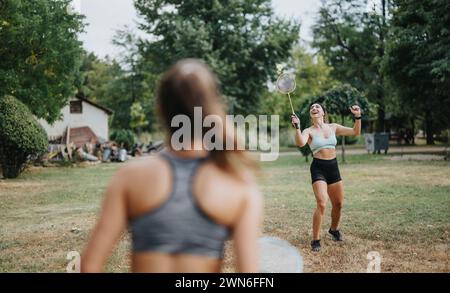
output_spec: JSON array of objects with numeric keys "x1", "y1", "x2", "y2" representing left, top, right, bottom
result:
[{"x1": 312, "y1": 180, "x2": 344, "y2": 240}]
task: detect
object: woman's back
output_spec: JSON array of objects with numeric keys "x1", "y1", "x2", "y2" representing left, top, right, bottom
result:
[
  {"x1": 81, "y1": 59, "x2": 262, "y2": 273},
  {"x1": 117, "y1": 150, "x2": 258, "y2": 272}
]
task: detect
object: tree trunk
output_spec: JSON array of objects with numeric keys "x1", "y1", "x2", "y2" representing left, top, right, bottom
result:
[
  {"x1": 410, "y1": 117, "x2": 415, "y2": 145},
  {"x1": 376, "y1": 0, "x2": 387, "y2": 133},
  {"x1": 130, "y1": 57, "x2": 137, "y2": 104},
  {"x1": 377, "y1": 106, "x2": 385, "y2": 133},
  {"x1": 341, "y1": 115, "x2": 346, "y2": 163},
  {"x1": 425, "y1": 110, "x2": 434, "y2": 145}
]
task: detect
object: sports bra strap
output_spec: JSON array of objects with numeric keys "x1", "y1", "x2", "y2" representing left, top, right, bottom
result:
[{"x1": 159, "y1": 149, "x2": 209, "y2": 193}]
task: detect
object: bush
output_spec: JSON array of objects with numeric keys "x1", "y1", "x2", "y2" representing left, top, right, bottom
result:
[
  {"x1": 0, "y1": 96, "x2": 48, "y2": 178},
  {"x1": 110, "y1": 129, "x2": 136, "y2": 150}
]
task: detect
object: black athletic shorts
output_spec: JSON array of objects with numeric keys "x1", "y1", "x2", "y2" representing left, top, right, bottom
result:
[{"x1": 310, "y1": 157, "x2": 342, "y2": 185}]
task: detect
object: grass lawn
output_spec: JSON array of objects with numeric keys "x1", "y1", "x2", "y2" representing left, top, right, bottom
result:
[{"x1": 0, "y1": 154, "x2": 449, "y2": 272}]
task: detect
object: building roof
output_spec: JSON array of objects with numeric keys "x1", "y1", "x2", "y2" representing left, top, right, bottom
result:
[{"x1": 75, "y1": 92, "x2": 113, "y2": 115}]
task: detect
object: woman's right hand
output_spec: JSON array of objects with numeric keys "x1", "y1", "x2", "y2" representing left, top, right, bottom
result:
[{"x1": 291, "y1": 114, "x2": 300, "y2": 129}]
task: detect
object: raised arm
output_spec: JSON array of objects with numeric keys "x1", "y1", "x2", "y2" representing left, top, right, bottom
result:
[
  {"x1": 291, "y1": 114, "x2": 310, "y2": 147},
  {"x1": 232, "y1": 183, "x2": 264, "y2": 273},
  {"x1": 81, "y1": 168, "x2": 129, "y2": 272},
  {"x1": 334, "y1": 105, "x2": 362, "y2": 137}
]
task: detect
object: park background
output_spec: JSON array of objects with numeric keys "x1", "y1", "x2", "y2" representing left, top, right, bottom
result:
[{"x1": 0, "y1": 0, "x2": 449, "y2": 272}]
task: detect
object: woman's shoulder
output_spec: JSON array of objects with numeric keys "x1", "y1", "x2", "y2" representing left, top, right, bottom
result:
[
  {"x1": 198, "y1": 161, "x2": 261, "y2": 211},
  {"x1": 114, "y1": 155, "x2": 169, "y2": 185},
  {"x1": 201, "y1": 161, "x2": 255, "y2": 184},
  {"x1": 328, "y1": 123, "x2": 339, "y2": 131},
  {"x1": 327, "y1": 123, "x2": 339, "y2": 127},
  {"x1": 199, "y1": 161, "x2": 259, "y2": 201},
  {"x1": 190, "y1": 160, "x2": 261, "y2": 227}
]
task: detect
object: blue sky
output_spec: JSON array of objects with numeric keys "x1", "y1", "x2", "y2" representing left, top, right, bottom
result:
[{"x1": 74, "y1": 0, "x2": 321, "y2": 59}]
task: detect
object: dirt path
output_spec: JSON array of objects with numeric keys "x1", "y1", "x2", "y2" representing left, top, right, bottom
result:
[{"x1": 278, "y1": 146, "x2": 448, "y2": 156}]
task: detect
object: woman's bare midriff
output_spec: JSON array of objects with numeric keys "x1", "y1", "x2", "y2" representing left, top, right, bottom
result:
[
  {"x1": 312, "y1": 148, "x2": 337, "y2": 160},
  {"x1": 131, "y1": 252, "x2": 223, "y2": 273}
]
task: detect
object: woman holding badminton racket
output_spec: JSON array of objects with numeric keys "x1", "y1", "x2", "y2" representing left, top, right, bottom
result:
[{"x1": 291, "y1": 103, "x2": 361, "y2": 252}]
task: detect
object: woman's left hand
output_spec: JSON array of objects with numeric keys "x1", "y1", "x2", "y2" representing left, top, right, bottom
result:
[{"x1": 349, "y1": 105, "x2": 361, "y2": 117}]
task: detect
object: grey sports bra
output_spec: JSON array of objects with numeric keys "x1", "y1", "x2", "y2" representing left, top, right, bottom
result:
[{"x1": 129, "y1": 150, "x2": 231, "y2": 259}]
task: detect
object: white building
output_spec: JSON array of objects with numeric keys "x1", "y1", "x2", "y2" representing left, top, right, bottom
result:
[{"x1": 39, "y1": 94, "x2": 112, "y2": 146}]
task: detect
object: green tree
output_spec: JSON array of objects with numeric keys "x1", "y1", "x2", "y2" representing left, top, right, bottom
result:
[
  {"x1": 382, "y1": 0, "x2": 450, "y2": 144},
  {"x1": 134, "y1": 0, "x2": 299, "y2": 114},
  {"x1": 0, "y1": 0, "x2": 84, "y2": 123},
  {"x1": 110, "y1": 129, "x2": 136, "y2": 151},
  {"x1": 312, "y1": 0, "x2": 390, "y2": 132},
  {"x1": 290, "y1": 45, "x2": 337, "y2": 118},
  {"x1": 130, "y1": 101, "x2": 149, "y2": 134},
  {"x1": 113, "y1": 27, "x2": 160, "y2": 133},
  {"x1": 77, "y1": 52, "x2": 133, "y2": 130},
  {"x1": 113, "y1": 27, "x2": 141, "y2": 105},
  {"x1": 78, "y1": 52, "x2": 123, "y2": 103},
  {"x1": 78, "y1": 50, "x2": 158, "y2": 133},
  {"x1": 0, "y1": 96, "x2": 48, "y2": 178}
]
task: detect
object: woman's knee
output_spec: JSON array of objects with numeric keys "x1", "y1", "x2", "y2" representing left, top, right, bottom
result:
[
  {"x1": 316, "y1": 201, "x2": 327, "y2": 215},
  {"x1": 332, "y1": 201, "x2": 343, "y2": 210}
]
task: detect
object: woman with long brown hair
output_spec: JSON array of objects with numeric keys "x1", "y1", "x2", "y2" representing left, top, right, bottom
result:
[
  {"x1": 81, "y1": 59, "x2": 263, "y2": 272},
  {"x1": 291, "y1": 102, "x2": 361, "y2": 252}
]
